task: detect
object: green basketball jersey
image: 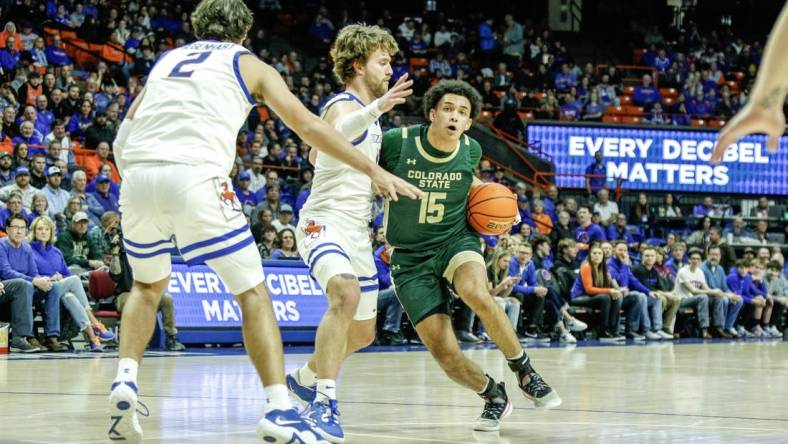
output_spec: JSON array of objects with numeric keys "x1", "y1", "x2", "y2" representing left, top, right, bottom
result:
[{"x1": 380, "y1": 124, "x2": 482, "y2": 251}]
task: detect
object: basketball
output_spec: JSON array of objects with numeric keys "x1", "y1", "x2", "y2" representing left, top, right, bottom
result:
[{"x1": 467, "y1": 183, "x2": 518, "y2": 235}]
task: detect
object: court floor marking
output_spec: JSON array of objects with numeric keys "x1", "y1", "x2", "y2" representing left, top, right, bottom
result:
[
  {"x1": 343, "y1": 421, "x2": 787, "y2": 433},
  {"x1": 1, "y1": 390, "x2": 785, "y2": 424}
]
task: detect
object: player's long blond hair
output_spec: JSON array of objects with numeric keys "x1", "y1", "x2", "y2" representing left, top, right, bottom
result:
[{"x1": 330, "y1": 24, "x2": 398, "y2": 84}]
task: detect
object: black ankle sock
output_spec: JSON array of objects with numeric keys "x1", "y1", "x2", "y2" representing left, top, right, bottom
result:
[
  {"x1": 506, "y1": 351, "x2": 533, "y2": 374},
  {"x1": 478, "y1": 374, "x2": 496, "y2": 397}
]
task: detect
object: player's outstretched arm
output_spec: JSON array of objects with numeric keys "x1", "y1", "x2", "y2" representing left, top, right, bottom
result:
[
  {"x1": 713, "y1": 3, "x2": 788, "y2": 162},
  {"x1": 239, "y1": 55, "x2": 422, "y2": 201}
]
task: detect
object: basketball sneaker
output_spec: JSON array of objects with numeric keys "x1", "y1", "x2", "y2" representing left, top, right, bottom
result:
[
  {"x1": 303, "y1": 399, "x2": 344, "y2": 443},
  {"x1": 509, "y1": 362, "x2": 562, "y2": 410},
  {"x1": 286, "y1": 372, "x2": 317, "y2": 405},
  {"x1": 93, "y1": 322, "x2": 116, "y2": 341},
  {"x1": 473, "y1": 381, "x2": 512, "y2": 432},
  {"x1": 256, "y1": 408, "x2": 328, "y2": 444},
  {"x1": 108, "y1": 381, "x2": 147, "y2": 443}
]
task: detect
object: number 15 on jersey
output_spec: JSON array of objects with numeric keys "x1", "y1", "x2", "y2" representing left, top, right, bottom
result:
[{"x1": 418, "y1": 192, "x2": 446, "y2": 224}]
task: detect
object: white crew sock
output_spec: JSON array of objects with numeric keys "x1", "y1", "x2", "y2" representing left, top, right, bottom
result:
[
  {"x1": 316, "y1": 379, "x2": 337, "y2": 402},
  {"x1": 264, "y1": 384, "x2": 292, "y2": 412},
  {"x1": 115, "y1": 358, "x2": 139, "y2": 384},
  {"x1": 297, "y1": 363, "x2": 318, "y2": 386}
]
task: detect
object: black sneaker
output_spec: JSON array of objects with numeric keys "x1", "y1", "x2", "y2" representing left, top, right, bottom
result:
[
  {"x1": 473, "y1": 382, "x2": 512, "y2": 432},
  {"x1": 515, "y1": 370, "x2": 562, "y2": 409},
  {"x1": 165, "y1": 335, "x2": 186, "y2": 352}
]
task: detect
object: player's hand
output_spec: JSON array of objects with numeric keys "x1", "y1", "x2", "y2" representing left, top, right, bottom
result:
[
  {"x1": 712, "y1": 101, "x2": 786, "y2": 163},
  {"x1": 370, "y1": 166, "x2": 423, "y2": 201},
  {"x1": 377, "y1": 73, "x2": 413, "y2": 113}
]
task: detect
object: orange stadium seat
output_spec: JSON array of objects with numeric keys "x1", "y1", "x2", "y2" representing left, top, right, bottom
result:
[
  {"x1": 690, "y1": 119, "x2": 706, "y2": 127},
  {"x1": 602, "y1": 115, "x2": 620, "y2": 123},
  {"x1": 100, "y1": 44, "x2": 127, "y2": 64},
  {"x1": 619, "y1": 95, "x2": 632, "y2": 105},
  {"x1": 531, "y1": 91, "x2": 544, "y2": 102},
  {"x1": 517, "y1": 111, "x2": 534, "y2": 121},
  {"x1": 494, "y1": 90, "x2": 505, "y2": 99},
  {"x1": 60, "y1": 30, "x2": 78, "y2": 41},
  {"x1": 623, "y1": 86, "x2": 635, "y2": 96},
  {"x1": 408, "y1": 57, "x2": 428, "y2": 71},
  {"x1": 621, "y1": 116, "x2": 642, "y2": 124},
  {"x1": 706, "y1": 119, "x2": 726, "y2": 128},
  {"x1": 662, "y1": 97, "x2": 674, "y2": 107},
  {"x1": 659, "y1": 87, "x2": 678, "y2": 98}
]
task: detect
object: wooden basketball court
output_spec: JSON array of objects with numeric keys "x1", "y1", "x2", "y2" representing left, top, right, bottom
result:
[{"x1": 1, "y1": 340, "x2": 786, "y2": 443}]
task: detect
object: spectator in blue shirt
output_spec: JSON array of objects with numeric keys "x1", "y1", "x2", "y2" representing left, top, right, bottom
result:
[
  {"x1": 686, "y1": 89, "x2": 713, "y2": 116},
  {"x1": 606, "y1": 213, "x2": 635, "y2": 247},
  {"x1": 11, "y1": 121, "x2": 44, "y2": 148},
  {"x1": 0, "y1": 192, "x2": 32, "y2": 229},
  {"x1": 727, "y1": 259, "x2": 770, "y2": 337},
  {"x1": 0, "y1": 214, "x2": 67, "y2": 351},
  {"x1": 508, "y1": 242, "x2": 547, "y2": 338},
  {"x1": 67, "y1": 100, "x2": 94, "y2": 142},
  {"x1": 651, "y1": 49, "x2": 671, "y2": 72},
  {"x1": 575, "y1": 206, "x2": 606, "y2": 261},
  {"x1": 633, "y1": 74, "x2": 662, "y2": 110},
  {"x1": 34, "y1": 96, "x2": 55, "y2": 135},
  {"x1": 702, "y1": 245, "x2": 744, "y2": 338},
  {"x1": 44, "y1": 35, "x2": 72, "y2": 66},
  {"x1": 90, "y1": 174, "x2": 118, "y2": 214},
  {"x1": 584, "y1": 150, "x2": 606, "y2": 196},
  {"x1": 0, "y1": 36, "x2": 21, "y2": 72},
  {"x1": 374, "y1": 242, "x2": 405, "y2": 345},
  {"x1": 663, "y1": 241, "x2": 687, "y2": 278},
  {"x1": 608, "y1": 241, "x2": 654, "y2": 339}
]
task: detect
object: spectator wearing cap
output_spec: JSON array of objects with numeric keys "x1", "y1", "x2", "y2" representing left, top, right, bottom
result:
[
  {"x1": 84, "y1": 111, "x2": 115, "y2": 150},
  {"x1": 69, "y1": 170, "x2": 103, "y2": 226},
  {"x1": 90, "y1": 174, "x2": 118, "y2": 213},
  {"x1": 28, "y1": 153, "x2": 47, "y2": 189},
  {"x1": 94, "y1": 81, "x2": 118, "y2": 114},
  {"x1": 0, "y1": 152, "x2": 13, "y2": 187},
  {"x1": 86, "y1": 164, "x2": 120, "y2": 198},
  {"x1": 0, "y1": 192, "x2": 32, "y2": 232},
  {"x1": 16, "y1": 72, "x2": 43, "y2": 107},
  {"x1": 0, "y1": 166, "x2": 39, "y2": 209},
  {"x1": 271, "y1": 204, "x2": 296, "y2": 233},
  {"x1": 55, "y1": 211, "x2": 104, "y2": 276},
  {"x1": 42, "y1": 165, "x2": 70, "y2": 215},
  {"x1": 0, "y1": 214, "x2": 68, "y2": 352},
  {"x1": 235, "y1": 170, "x2": 258, "y2": 215}
]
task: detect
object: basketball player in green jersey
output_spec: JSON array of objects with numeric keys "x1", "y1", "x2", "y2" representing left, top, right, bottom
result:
[{"x1": 379, "y1": 80, "x2": 561, "y2": 432}]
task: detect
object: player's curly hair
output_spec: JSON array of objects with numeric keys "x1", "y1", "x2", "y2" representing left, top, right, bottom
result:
[
  {"x1": 331, "y1": 24, "x2": 399, "y2": 84},
  {"x1": 191, "y1": 0, "x2": 253, "y2": 43},
  {"x1": 422, "y1": 80, "x2": 482, "y2": 120}
]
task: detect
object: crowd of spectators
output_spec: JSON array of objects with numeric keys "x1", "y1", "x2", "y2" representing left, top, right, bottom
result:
[{"x1": 0, "y1": 2, "x2": 784, "y2": 350}]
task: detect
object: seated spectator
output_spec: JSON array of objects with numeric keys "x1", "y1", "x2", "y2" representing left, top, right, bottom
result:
[
  {"x1": 90, "y1": 174, "x2": 118, "y2": 214},
  {"x1": 664, "y1": 241, "x2": 687, "y2": 278},
  {"x1": 633, "y1": 74, "x2": 662, "y2": 110},
  {"x1": 45, "y1": 123, "x2": 75, "y2": 167},
  {"x1": 575, "y1": 205, "x2": 606, "y2": 261},
  {"x1": 632, "y1": 246, "x2": 680, "y2": 339},
  {"x1": 66, "y1": 100, "x2": 94, "y2": 142},
  {"x1": 607, "y1": 241, "x2": 650, "y2": 339},
  {"x1": 55, "y1": 196, "x2": 82, "y2": 235},
  {"x1": 271, "y1": 204, "x2": 296, "y2": 233},
  {"x1": 693, "y1": 196, "x2": 729, "y2": 218},
  {"x1": 702, "y1": 245, "x2": 744, "y2": 338},
  {"x1": 28, "y1": 216, "x2": 111, "y2": 352},
  {"x1": 28, "y1": 153, "x2": 47, "y2": 189},
  {"x1": 644, "y1": 102, "x2": 668, "y2": 125},
  {"x1": 375, "y1": 242, "x2": 405, "y2": 345},
  {"x1": 670, "y1": 103, "x2": 691, "y2": 126},
  {"x1": 234, "y1": 170, "x2": 258, "y2": 215},
  {"x1": 12, "y1": 121, "x2": 44, "y2": 147},
  {"x1": 0, "y1": 235, "x2": 40, "y2": 352},
  {"x1": 488, "y1": 248, "x2": 522, "y2": 333},
  {"x1": 550, "y1": 210, "x2": 575, "y2": 247},
  {"x1": 492, "y1": 103, "x2": 525, "y2": 140},
  {"x1": 607, "y1": 213, "x2": 636, "y2": 248},
  {"x1": 569, "y1": 244, "x2": 626, "y2": 341},
  {"x1": 686, "y1": 216, "x2": 712, "y2": 247},
  {"x1": 764, "y1": 260, "x2": 786, "y2": 336},
  {"x1": 0, "y1": 166, "x2": 39, "y2": 209},
  {"x1": 656, "y1": 192, "x2": 682, "y2": 217},
  {"x1": 0, "y1": 152, "x2": 13, "y2": 187},
  {"x1": 726, "y1": 259, "x2": 766, "y2": 337},
  {"x1": 428, "y1": 52, "x2": 453, "y2": 77},
  {"x1": 508, "y1": 242, "x2": 548, "y2": 340},
  {"x1": 0, "y1": 192, "x2": 31, "y2": 232},
  {"x1": 751, "y1": 220, "x2": 770, "y2": 245},
  {"x1": 86, "y1": 164, "x2": 120, "y2": 197},
  {"x1": 0, "y1": 214, "x2": 67, "y2": 351},
  {"x1": 686, "y1": 89, "x2": 713, "y2": 117},
  {"x1": 595, "y1": 74, "x2": 619, "y2": 106},
  {"x1": 0, "y1": 36, "x2": 21, "y2": 72},
  {"x1": 749, "y1": 196, "x2": 770, "y2": 219},
  {"x1": 705, "y1": 227, "x2": 736, "y2": 271},
  {"x1": 554, "y1": 63, "x2": 577, "y2": 92},
  {"x1": 69, "y1": 170, "x2": 103, "y2": 226},
  {"x1": 723, "y1": 215, "x2": 752, "y2": 243},
  {"x1": 582, "y1": 90, "x2": 605, "y2": 121},
  {"x1": 84, "y1": 141, "x2": 119, "y2": 181},
  {"x1": 251, "y1": 208, "x2": 274, "y2": 243},
  {"x1": 56, "y1": 211, "x2": 105, "y2": 276},
  {"x1": 593, "y1": 188, "x2": 618, "y2": 226},
  {"x1": 29, "y1": 191, "x2": 55, "y2": 222},
  {"x1": 252, "y1": 185, "x2": 283, "y2": 222},
  {"x1": 269, "y1": 228, "x2": 300, "y2": 259},
  {"x1": 84, "y1": 112, "x2": 115, "y2": 149},
  {"x1": 674, "y1": 248, "x2": 717, "y2": 338},
  {"x1": 530, "y1": 200, "x2": 552, "y2": 235}
]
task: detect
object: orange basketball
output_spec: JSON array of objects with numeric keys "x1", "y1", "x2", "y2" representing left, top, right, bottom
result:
[{"x1": 467, "y1": 183, "x2": 518, "y2": 235}]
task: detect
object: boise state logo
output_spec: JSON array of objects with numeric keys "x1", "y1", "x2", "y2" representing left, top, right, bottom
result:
[{"x1": 576, "y1": 231, "x2": 590, "y2": 244}]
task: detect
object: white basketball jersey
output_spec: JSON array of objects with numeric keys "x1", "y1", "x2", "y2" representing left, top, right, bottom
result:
[
  {"x1": 119, "y1": 41, "x2": 255, "y2": 175},
  {"x1": 301, "y1": 92, "x2": 382, "y2": 224}
]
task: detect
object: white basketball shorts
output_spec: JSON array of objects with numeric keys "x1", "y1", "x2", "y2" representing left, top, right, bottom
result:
[
  {"x1": 295, "y1": 212, "x2": 378, "y2": 321},
  {"x1": 120, "y1": 164, "x2": 263, "y2": 294}
]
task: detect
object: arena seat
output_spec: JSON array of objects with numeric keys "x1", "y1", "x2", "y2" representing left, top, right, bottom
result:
[
  {"x1": 517, "y1": 111, "x2": 534, "y2": 121},
  {"x1": 659, "y1": 87, "x2": 678, "y2": 98},
  {"x1": 690, "y1": 119, "x2": 706, "y2": 126},
  {"x1": 706, "y1": 119, "x2": 726, "y2": 128},
  {"x1": 620, "y1": 115, "x2": 642, "y2": 124},
  {"x1": 408, "y1": 57, "x2": 429, "y2": 71},
  {"x1": 602, "y1": 115, "x2": 620, "y2": 123},
  {"x1": 619, "y1": 95, "x2": 632, "y2": 105}
]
